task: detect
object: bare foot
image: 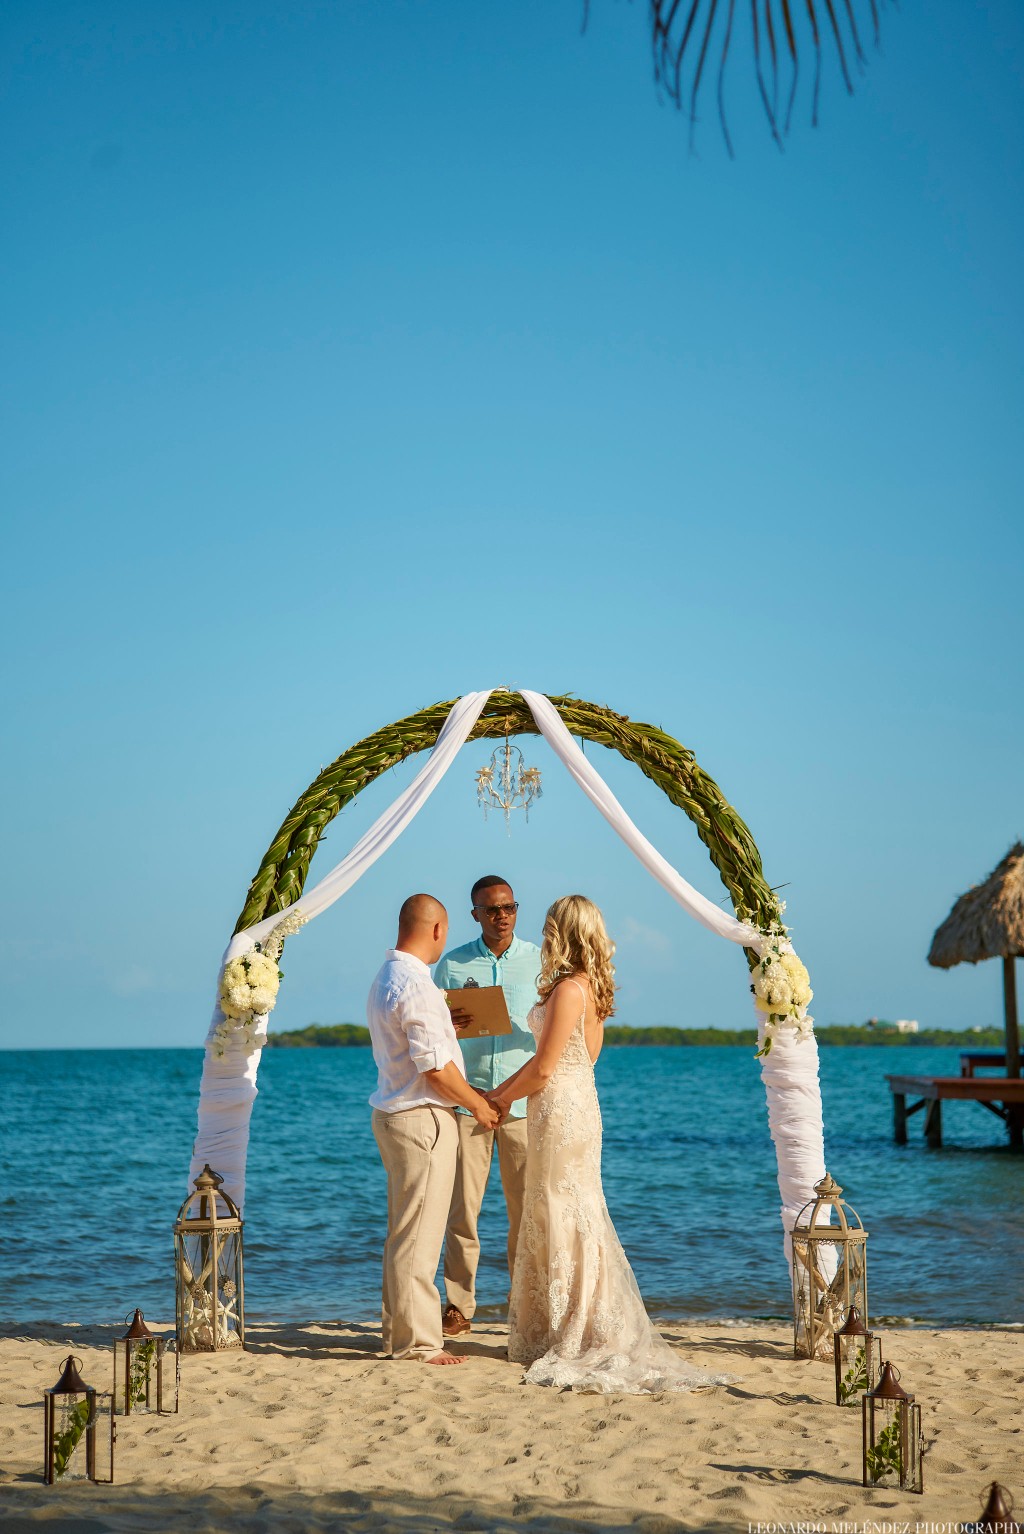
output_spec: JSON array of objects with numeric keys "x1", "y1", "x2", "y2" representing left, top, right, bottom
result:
[{"x1": 424, "y1": 1351, "x2": 465, "y2": 1366}]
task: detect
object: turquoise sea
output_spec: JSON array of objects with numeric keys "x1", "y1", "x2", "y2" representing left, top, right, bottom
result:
[{"x1": 1, "y1": 1045, "x2": 1021, "y2": 1328}]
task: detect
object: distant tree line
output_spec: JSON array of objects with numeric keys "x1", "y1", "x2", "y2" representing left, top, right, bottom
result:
[
  {"x1": 265, "y1": 1022, "x2": 1005, "y2": 1050},
  {"x1": 266, "y1": 1023, "x2": 371, "y2": 1048}
]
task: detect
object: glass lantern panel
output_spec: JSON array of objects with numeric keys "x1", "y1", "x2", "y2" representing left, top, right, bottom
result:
[
  {"x1": 179, "y1": 1229, "x2": 219, "y2": 1350},
  {"x1": 829, "y1": 1239, "x2": 864, "y2": 1311},
  {"x1": 795, "y1": 1235, "x2": 843, "y2": 1359},
  {"x1": 866, "y1": 1400, "x2": 904, "y2": 1487},
  {"x1": 837, "y1": 1336, "x2": 873, "y2": 1405},
  {"x1": 214, "y1": 1232, "x2": 243, "y2": 1346},
  {"x1": 792, "y1": 1236, "x2": 816, "y2": 1356},
  {"x1": 903, "y1": 1404, "x2": 922, "y2": 1494},
  {"x1": 125, "y1": 1338, "x2": 157, "y2": 1412},
  {"x1": 92, "y1": 1393, "x2": 114, "y2": 1482},
  {"x1": 51, "y1": 1394, "x2": 92, "y2": 1481}
]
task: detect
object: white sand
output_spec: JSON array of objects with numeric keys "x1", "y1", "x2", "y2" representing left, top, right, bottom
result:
[{"x1": 1, "y1": 1319, "x2": 1020, "y2": 1531}]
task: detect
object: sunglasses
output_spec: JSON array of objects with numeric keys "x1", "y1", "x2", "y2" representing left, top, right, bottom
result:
[{"x1": 473, "y1": 902, "x2": 519, "y2": 919}]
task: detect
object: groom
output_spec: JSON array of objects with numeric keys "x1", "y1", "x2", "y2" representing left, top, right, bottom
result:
[
  {"x1": 367, "y1": 893, "x2": 500, "y2": 1365},
  {"x1": 434, "y1": 875, "x2": 540, "y2": 1337}
]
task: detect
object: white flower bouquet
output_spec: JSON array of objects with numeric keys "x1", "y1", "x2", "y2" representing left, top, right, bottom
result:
[
  {"x1": 211, "y1": 910, "x2": 308, "y2": 1056},
  {"x1": 751, "y1": 932, "x2": 814, "y2": 1057},
  {"x1": 219, "y1": 950, "x2": 282, "y2": 1020}
]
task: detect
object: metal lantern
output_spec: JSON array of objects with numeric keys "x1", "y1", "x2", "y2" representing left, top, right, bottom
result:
[
  {"x1": 174, "y1": 1164, "x2": 245, "y2": 1352},
  {"x1": 861, "y1": 1360, "x2": 924, "y2": 1495},
  {"x1": 113, "y1": 1309, "x2": 177, "y2": 1415},
  {"x1": 43, "y1": 1354, "x2": 114, "y2": 1484},
  {"x1": 834, "y1": 1305, "x2": 882, "y2": 1407},
  {"x1": 974, "y1": 1483, "x2": 1020, "y2": 1534},
  {"x1": 791, "y1": 1173, "x2": 868, "y2": 1361}
]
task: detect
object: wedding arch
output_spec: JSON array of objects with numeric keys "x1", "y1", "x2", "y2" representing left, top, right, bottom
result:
[{"x1": 190, "y1": 689, "x2": 826, "y2": 1271}]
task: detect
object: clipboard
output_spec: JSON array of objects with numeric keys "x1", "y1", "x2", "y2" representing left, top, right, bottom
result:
[{"x1": 444, "y1": 984, "x2": 512, "y2": 1039}]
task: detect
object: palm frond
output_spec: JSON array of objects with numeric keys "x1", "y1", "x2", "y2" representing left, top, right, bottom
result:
[{"x1": 649, "y1": 0, "x2": 888, "y2": 152}]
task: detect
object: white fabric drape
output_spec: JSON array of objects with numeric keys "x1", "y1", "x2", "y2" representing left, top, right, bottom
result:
[
  {"x1": 520, "y1": 691, "x2": 764, "y2": 951},
  {"x1": 226, "y1": 690, "x2": 495, "y2": 963},
  {"x1": 188, "y1": 687, "x2": 826, "y2": 1268},
  {"x1": 189, "y1": 691, "x2": 493, "y2": 1206}
]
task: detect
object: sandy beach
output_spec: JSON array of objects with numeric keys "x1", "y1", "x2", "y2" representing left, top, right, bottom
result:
[{"x1": 1, "y1": 1319, "x2": 1019, "y2": 1531}]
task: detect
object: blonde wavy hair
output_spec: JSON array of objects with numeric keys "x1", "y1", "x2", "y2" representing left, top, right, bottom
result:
[{"x1": 536, "y1": 895, "x2": 616, "y2": 1022}]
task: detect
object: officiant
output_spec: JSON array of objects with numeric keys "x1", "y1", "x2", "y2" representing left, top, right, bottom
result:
[{"x1": 434, "y1": 875, "x2": 540, "y2": 1337}]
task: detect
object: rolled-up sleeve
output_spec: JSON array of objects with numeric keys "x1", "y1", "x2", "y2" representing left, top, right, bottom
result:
[{"x1": 394, "y1": 980, "x2": 457, "y2": 1074}]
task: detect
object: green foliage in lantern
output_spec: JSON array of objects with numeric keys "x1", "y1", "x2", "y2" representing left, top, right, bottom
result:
[
  {"x1": 839, "y1": 1345, "x2": 869, "y2": 1404},
  {"x1": 127, "y1": 1340, "x2": 156, "y2": 1410},
  {"x1": 866, "y1": 1414, "x2": 903, "y2": 1482},
  {"x1": 53, "y1": 1399, "x2": 91, "y2": 1478}
]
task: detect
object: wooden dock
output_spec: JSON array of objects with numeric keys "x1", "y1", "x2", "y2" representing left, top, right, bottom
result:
[
  {"x1": 886, "y1": 1071, "x2": 1024, "y2": 1149},
  {"x1": 958, "y1": 1050, "x2": 1006, "y2": 1076}
]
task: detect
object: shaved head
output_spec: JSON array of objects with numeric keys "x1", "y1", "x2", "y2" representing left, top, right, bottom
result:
[
  {"x1": 396, "y1": 892, "x2": 449, "y2": 966},
  {"x1": 399, "y1": 893, "x2": 447, "y2": 935}
]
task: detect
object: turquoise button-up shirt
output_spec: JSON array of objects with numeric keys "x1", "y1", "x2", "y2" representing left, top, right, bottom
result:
[{"x1": 433, "y1": 933, "x2": 541, "y2": 1121}]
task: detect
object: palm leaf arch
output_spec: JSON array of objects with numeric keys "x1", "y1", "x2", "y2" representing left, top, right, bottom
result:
[{"x1": 234, "y1": 692, "x2": 780, "y2": 958}]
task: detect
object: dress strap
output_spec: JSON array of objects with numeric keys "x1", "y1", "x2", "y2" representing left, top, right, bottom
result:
[{"x1": 565, "y1": 976, "x2": 588, "y2": 1021}]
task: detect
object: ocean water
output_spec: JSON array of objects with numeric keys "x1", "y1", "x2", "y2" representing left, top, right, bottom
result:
[{"x1": 1, "y1": 1045, "x2": 1021, "y2": 1329}]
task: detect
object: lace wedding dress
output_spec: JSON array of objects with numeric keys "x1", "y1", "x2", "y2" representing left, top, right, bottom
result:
[{"x1": 507, "y1": 980, "x2": 735, "y2": 1394}]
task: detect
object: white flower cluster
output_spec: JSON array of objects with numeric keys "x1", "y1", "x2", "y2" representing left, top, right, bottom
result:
[
  {"x1": 261, "y1": 908, "x2": 309, "y2": 963},
  {"x1": 212, "y1": 946, "x2": 285, "y2": 1057},
  {"x1": 751, "y1": 937, "x2": 814, "y2": 1058},
  {"x1": 209, "y1": 909, "x2": 309, "y2": 1057},
  {"x1": 219, "y1": 950, "x2": 282, "y2": 1019}
]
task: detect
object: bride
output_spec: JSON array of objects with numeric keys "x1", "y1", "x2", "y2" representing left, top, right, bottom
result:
[{"x1": 488, "y1": 895, "x2": 735, "y2": 1394}]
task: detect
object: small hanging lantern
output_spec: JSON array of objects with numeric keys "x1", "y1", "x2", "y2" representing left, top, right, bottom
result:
[
  {"x1": 43, "y1": 1354, "x2": 114, "y2": 1484},
  {"x1": 113, "y1": 1309, "x2": 177, "y2": 1416},
  {"x1": 861, "y1": 1360, "x2": 924, "y2": 1495},
  {"x1": 174, "y1": 1164, "x2": 245, "y2": 1353},
  {"x1": 973, "y1": 1483, "x2": 1021, "y2": 1534},
  {"x1": 833, "y1": 1305, "x2": 882, "y2": 1406},
  {"x1": 791, "y1": 1173, "x2": 868, "y2": 1361}
]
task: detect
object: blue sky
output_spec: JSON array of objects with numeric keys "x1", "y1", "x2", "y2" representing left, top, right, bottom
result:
[{"x1": 1, "y1": 2, "x2": 1021, "y2": 1049}]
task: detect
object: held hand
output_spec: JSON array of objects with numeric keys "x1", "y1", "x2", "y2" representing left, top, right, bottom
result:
[
  {"x1": 472, "y1": 1095, "x2": 501, "y2": 1130},
  {"x1": 486, "y1": 1091, "x2": 512, "y2": 1127},
  {"x1": 449, "y1": 1006, "x2": 472, "y2": 1033}
]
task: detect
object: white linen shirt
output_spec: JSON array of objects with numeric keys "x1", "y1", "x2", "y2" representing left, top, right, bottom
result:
[{"x1": 366, "y1": 948, "x2": 466, "y2": 1113}]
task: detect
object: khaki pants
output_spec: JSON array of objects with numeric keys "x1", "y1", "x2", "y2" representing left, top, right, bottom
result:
[
  {"x1": 372, "y1": 1104, "x2": 458, "y2": 1360},
  {"x1": 444, "y1": 1113, "x2": 529, "y2": 1320}
]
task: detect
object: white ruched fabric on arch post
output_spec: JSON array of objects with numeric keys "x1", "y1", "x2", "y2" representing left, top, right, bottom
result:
[{"x1": 189, "y1": 688, "x2": 826, "y2": 1269}]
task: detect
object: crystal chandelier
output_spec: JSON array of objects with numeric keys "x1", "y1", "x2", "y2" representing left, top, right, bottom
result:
[{"x1": 476, "y1": 738, "x2": 542, "y2": 831}]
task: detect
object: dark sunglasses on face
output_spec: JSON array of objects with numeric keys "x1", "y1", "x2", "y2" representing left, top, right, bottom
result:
[{"x1": 473, "y1": 902, "x2": 519, "y2": 919}]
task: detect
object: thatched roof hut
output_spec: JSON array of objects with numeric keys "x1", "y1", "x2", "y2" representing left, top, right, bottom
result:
[{"x1": 928, "y1": 842, "x2": 1024, "y2": 1078}]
